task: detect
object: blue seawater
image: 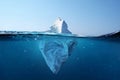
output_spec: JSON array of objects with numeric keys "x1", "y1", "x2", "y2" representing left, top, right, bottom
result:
[{"x1": 0, "y1": 34, "x2": 120, "y2": 80}]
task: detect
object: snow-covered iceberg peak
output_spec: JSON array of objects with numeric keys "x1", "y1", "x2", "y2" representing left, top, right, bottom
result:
[{"x1": 49, "y1": 17, "x2": 72, "y2": 34}]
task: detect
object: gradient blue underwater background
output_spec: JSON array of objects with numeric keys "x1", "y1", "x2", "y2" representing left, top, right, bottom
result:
[{"x1": 0, "y1": 36, "x2": 120, "y2": 80}]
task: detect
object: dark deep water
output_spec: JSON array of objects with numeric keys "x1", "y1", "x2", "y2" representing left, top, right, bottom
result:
[{"x1": 0, "y1": 35, "x2": 120, "y2": 80}]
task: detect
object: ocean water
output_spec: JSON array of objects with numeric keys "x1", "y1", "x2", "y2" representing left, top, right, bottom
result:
[{"x1": 0, "y1": 34, "x2": 120, "y2": 80}]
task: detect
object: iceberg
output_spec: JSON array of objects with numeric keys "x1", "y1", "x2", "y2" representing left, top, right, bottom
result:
[
  {"x1": 39, "y1": 18, "x2": 76, "y2": 74},
  {"x1": 39, "y1": 37, "x2": 76, "y2": 74}
]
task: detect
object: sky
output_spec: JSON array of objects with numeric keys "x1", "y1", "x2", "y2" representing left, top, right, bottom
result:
[{"x1": 0, "y1": 0, "x2": 120, "y2": 36}]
